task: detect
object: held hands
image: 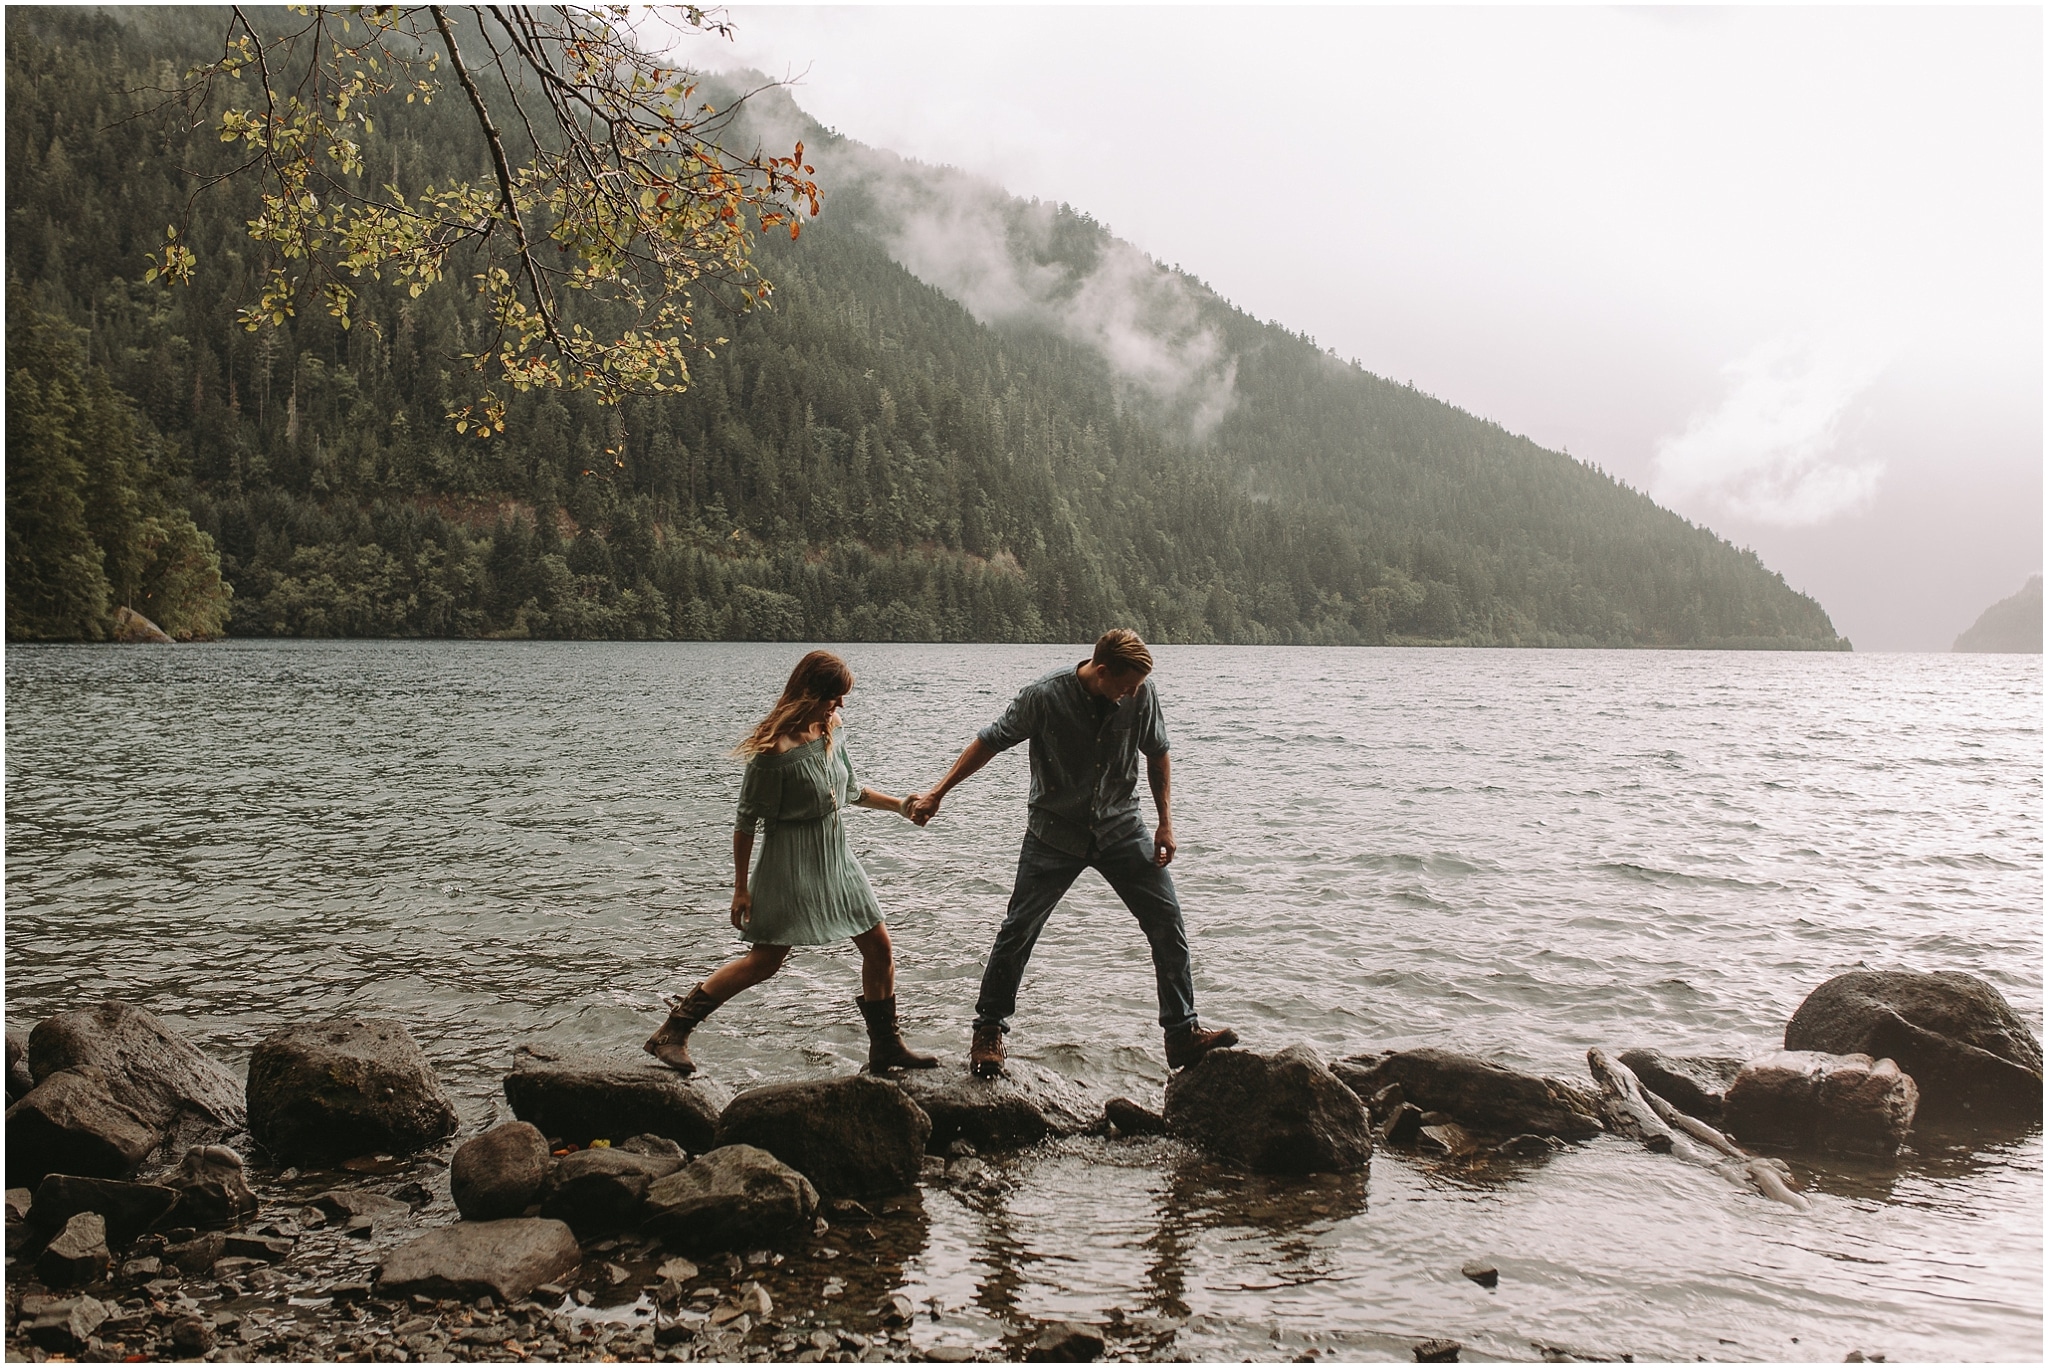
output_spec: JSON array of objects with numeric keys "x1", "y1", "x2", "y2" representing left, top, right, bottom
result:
[
  {"x1": 903, "y1": 791, "x2": 942, "y2": 826},
  {"x1": 729, "y1": 889, "x2": 752, "y2": 931},
  {"x1": 1153, "y1": 822, "x2": 1177, "y2": 868}
]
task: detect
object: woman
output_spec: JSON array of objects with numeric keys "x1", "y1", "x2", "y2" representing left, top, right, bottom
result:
[{"x1": 643, "y1": 650, "x2": 939, "y2": 1076}]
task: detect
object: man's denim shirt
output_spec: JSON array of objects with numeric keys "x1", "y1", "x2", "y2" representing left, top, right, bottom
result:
[{"x1": 976, "y1": 666, "x2": 1169, "y2": 856}]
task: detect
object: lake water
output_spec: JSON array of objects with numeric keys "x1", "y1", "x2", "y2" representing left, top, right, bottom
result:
[{"x1": 6, "y1": 641, "x2": 2041, "y2": 1361}]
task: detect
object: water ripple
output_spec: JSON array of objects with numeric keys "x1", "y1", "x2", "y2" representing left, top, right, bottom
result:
[{"x1": 4, "y1": 642, "x2": 2040, "y2": 1359}]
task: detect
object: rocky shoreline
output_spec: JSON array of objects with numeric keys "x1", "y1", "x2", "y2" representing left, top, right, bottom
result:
[{"x1": 5, "y1": 970, "x2": 2039, "y2": 1363}]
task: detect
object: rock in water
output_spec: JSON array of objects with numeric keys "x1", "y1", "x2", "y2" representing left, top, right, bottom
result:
[
  {"x1": 111, "y1": 605, "x2": 174, "y2": 643},
  {"x1": 642, "y1": 1145, "x2": 818, "y2": 1254},
  {"x1": 1615, "y1": 1050, "x2": 1744, "y2": 1123},
  {"x1": 246, "y1": 1019, "x2": 458, "y2": 1162},
  {"x1": 5, "y1": 1065, "x2": 160, "y2": 1186},
  {"x1": 376, "y1": 1218, "x2": 581, "y2": 1303},
  {"x1": 716, "y1": 1075, "x2": 931, "y2": 1196},
  {"x1": 1163, "y1": 1045, "x2": 1372, "y2": 1175},
  {"x1": 165, "y1": 1144, "x2": 259, "y2": 1227},
  {"x1": 452, "y1": 1122, "x2": 552, "y2": 1222},
  {"x1": 1026, "y1": 1321, "x2": 1107, "y2": 1362},
  {"x1": 1376, "y1": 1102, "x2": 1425, "y2": 1146},
  {"x1": 30, "y1": 1175, "x2": 180, "y2": 1247},
  {"x1": 502, "y1": 1045, "x2": 728, "y2": 1151},
  {"x1": 897, "y1": 1061, "x2": 1102, "y2": 1151},
  {"x1": 309, "y1": 1188, "x2": 415, "y2": 1227},
  {"x1": 1334, "y1": 1049, "x2": 1604, "y2": 1139},
  {"x1": 540, "y1": 1145, "x2": 684, "y2": 1237},
  {"x1": 37, "y1": 1211, "x2": 111, "y2": 1286},
  {"x1": 161, "y1": 1230, "x2": 227, "y2": 1274},
  {"x1": 1104, "y1": 1097, "x2": 1168, "y2": 1137},
  {"x1": 6, "y1": 1029, "x2": 32, "y2": 1104},
  {"x1": 1723, "y1": 1051, "x2": 1918, "y2": 1157},
  {"x1": 1783, "y1": 971, "x2": 2043, "y2": 1124},
  {"x1": 27, "y1": 1001, "x2": 246, "y2": 1134}
]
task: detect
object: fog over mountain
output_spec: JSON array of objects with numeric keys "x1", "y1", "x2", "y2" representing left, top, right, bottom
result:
[{"x1": 709, "y1": 6, "x2": 2043, "y2": 650}]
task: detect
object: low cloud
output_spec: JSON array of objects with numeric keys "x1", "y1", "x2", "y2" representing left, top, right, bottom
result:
[
  {"x1": 874, "y1": 179, "x2": 1239, "y2": 435},
  {"x1": 1652, "y1": 336, "x2": 1891, "y2": 527},
  {"x1": 726, "y1": 83, "x2": 1237, "y2": 436}
]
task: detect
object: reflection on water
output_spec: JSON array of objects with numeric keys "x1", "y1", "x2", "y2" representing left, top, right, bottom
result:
[{"x1": 5, "y1": 641, "x2": 2041, "y2": 1360}]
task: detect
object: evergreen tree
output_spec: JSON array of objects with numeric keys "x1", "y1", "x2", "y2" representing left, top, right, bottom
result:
[{"x1": 3, "y1": 7, "x2": 1848, "y2": 651}]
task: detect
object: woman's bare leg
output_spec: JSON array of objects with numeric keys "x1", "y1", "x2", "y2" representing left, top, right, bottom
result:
[
  {"x1": 852, "y1": 923, "x2": 895, "y2": 1001},
  {"x1": 700, "y1": 945, "x2": 791, "y2": 1002}
]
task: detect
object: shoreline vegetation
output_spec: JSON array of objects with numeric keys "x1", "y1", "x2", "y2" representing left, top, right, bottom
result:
[{"x1": 7, "y1": 9, "x2": 1848, "y2": 653}]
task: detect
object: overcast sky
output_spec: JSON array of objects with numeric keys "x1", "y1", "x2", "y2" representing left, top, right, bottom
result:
[{"x1": 702, "y1": 6, "x2": 2042, "y2": 650}]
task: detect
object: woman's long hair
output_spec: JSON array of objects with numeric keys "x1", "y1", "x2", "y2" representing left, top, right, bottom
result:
[{"x1": 735, "y1": 650, "x2": 854, "y2": 758}]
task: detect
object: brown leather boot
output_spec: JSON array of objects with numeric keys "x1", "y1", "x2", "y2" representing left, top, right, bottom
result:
[
  {"x1": 857, "y1": 995, "x2": 938, "y2": 1072},
  {"x1": 969, "y1": 1022, "x2": 1006, "y2": 1079},
  {"x1": 1164, "y1": 1023, "x2": 1239, "y2": 1070},
  {"x1": 643, "y1": 986, "x2": 721, "y2": 1075}
]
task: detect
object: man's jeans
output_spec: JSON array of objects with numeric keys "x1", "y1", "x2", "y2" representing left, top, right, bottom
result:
[{"x1": 973, "y1": 830, "x2": 1199, "y2": 1033}]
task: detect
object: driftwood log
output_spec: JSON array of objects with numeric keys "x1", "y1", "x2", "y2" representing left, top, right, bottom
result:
[{"x1": 1588, "y1": 1048, "x2": 1808, "y2": 1213}]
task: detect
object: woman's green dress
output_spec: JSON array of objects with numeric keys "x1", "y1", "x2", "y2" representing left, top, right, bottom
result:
[{"x1": 733, "y1": 732, "x2": 884, "y2": 946}]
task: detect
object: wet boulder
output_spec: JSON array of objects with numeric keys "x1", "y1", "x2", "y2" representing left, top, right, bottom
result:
[
  {"x1": 1723, "y1": 1050, "x2": 1917, "y2": 1157},
  {"x1": 37, "y1": 1211, "x2": 111, "y2": 1286},
  {"x1": 898, "y1": 1060, "x2": 1103, "y2": 1152},
  {"x1": 1164, "y1": 1045, "x2": 1372, "y2": 1175},
  {"x1": 1616, "y1": 1050, "x2": 1743, "y2": 1123},
  {"x1": 28, "y1": 1002, "x2": 245, "y2": 1138},
  {"x1": 717, "y1": 1074, "x2": 931, "y2": 1197},
  {"x1": 1783, "y1": 971, "x2": 2042, "y2": 1124},
  {"x1": 377, "y1": 1217, "x2": 581, "y2": 1303},
  {"x1": 246, "y1": 1019, "x2": 458, "y2": 1162},
  {"x1": 164, "y1": 1144, "x2": 258, "y2": 1228},
  {"x1": 539, "y1": 1144, "x2": 685, "y2": 1237},
  {"x1": 503, "y1": 1044, "x2": 728, "y2": 1152},
  {"x1": 7, "y1": 1029, "x2": 32, "y2": 1103},
  {"x1": 1376, "y1": 1102, "x2": 1425, "y2": 1146},
  {"x1": 1334, "y1": 1049, "x2": 1604, "y2": 1139},
  {"x1": 30, "y1": 1175, "x2": 180, "y2": 1248},
  {"x1": 1104, "y1": 1097, "x2": 1168, "y2": 1137},
  {"x1": 451, "y1": 1121, "x2": 552, "y2": 1222},
  {"x1": 5, "y1": 1065, "x2": 160, "y2": 1187},
  {"x1": 618, "y1": 1133, "x2": 687, "y2": 1164},
  {"x1": 642, "y1": 1144, "x2": 818, "y2": 1254},
  {"x1": 1027, "y1": 1321, "x2": 1107, "y2": 1362}
]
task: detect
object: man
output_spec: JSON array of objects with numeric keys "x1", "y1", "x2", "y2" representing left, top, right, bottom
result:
[{"x1": 906, "y1": 628, "x2": 1238, "y2": 1078}]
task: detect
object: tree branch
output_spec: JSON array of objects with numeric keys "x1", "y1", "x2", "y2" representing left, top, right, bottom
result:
[{"x1": 428, "y1": 4, "x2": 569, "y2": 357}]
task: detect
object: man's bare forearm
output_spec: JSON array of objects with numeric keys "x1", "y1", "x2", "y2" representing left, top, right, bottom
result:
[
  {"x1": 932, "y1": 737, "x2": 997, "y2": 799},
  {"x1": 1148, "y1": 752, "x2": 1172, "y2": 827}
]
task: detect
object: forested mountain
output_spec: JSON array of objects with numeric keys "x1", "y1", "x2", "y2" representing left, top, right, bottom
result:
[
  {"x1": 4, "y1": 7, "x2": 1849, "y2": 648},
  {"x1": 1952, "y1": 576, "x2": 2042, "y2": 653}
]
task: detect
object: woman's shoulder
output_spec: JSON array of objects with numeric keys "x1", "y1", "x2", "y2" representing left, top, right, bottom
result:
[{"x1": 759, "y1": 732, "x2": 829, "y2": 763}]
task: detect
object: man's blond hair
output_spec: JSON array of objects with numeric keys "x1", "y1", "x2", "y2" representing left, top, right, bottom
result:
[{"x1": 1092, "y1": 628, "x2": 1153, "y2": 676}]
